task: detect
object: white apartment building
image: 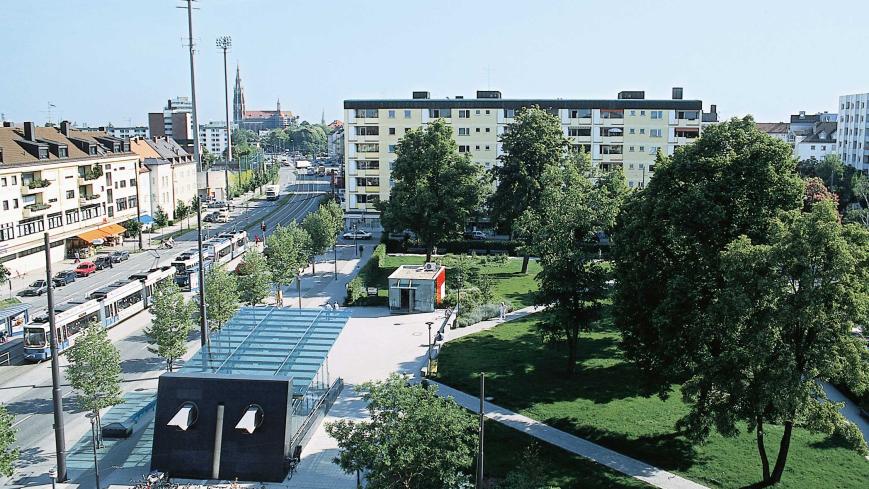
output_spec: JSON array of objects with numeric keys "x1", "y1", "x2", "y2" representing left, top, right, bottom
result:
[
  {"x1": 80, "y1": 125, "x2": 149, "y2": 140},
  {"x1": 198, "y1": 121, "x2": 229, "y2": 157},
  {"x1": 0, "y1": 121, "x2": 141, "y2": 272},
  {"x1": 837, "y1": 93, "x2": 869, "y2": 172},
  {"x1": 130, "y1": 137, "x2": 197, "y2": 221},
  {"x1": 343, "y1": 89, "x2": 718, "y2": 216}
]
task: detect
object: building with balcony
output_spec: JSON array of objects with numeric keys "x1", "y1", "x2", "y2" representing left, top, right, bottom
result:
[
  {"x1": 198, "y1": 121, "x2": 229, "y2": 158},
  {"x1": 0, "y1": 121, "x2": 140, "y2": 273},
  {"x1": 837, "y1": 93, "x2": 869, "y2": 172},
  {"x1": 129, "y1": 136, "x2": 197, "y2": 221},
  {"x1": 148, "y1": 97, "x2": 195, "y2": 153},
  {"x1": 342, "y1": 88, "x2": 717, "y2": 217}
]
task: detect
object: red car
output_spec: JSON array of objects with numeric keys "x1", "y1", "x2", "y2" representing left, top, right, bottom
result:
[{"x1": 74, "y1": 261, "x2": 97, "y2": 277}]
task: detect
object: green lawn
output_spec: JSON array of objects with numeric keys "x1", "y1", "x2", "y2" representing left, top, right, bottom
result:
[
  {"x1": 484, "y1": 421, "x2": 650, "y2": 488},
  {"x1": 437, "y1": 311, "x2": 869, "y2": 489},
  {"x1": 0, "y1": 297, "x2": 21, "y2": 309},
  {"x1": 379, "y1": 254, "x2": 541, "y2": 307}
]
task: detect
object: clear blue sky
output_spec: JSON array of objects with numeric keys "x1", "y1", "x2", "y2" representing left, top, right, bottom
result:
[{"x1": 1, "y1": 0, "x2": 866, "y2": 127}]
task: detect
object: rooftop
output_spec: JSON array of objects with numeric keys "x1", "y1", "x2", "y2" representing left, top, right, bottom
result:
[
  {"x1": 389, "y1": 264, "x2": 445, "y2": 281},
  {"x1": 0, "y1": 123, "x2": 130, "y2": 165},
  {"x1": 756, "y1": 122, "x2": 790, "y2": 134},
  {"x1": 180, "y1": 307, "x2": 351, "y2": 395}
]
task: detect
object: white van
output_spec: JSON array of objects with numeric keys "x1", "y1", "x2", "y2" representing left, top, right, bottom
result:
[{"x1": 216, "y1": 209, "x2": 230, "y2": 223}]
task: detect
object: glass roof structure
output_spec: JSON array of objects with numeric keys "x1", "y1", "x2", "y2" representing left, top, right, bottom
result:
[{"x1": 181, "y1": 306, "x2": 351, "y2": 395}]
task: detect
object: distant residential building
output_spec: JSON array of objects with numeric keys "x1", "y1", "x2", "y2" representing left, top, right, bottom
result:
[
  {"x1": 0, "y1": 121, "x2": 140, "y2": 272},
  {"x1": 756, "y1": 122, "x2": 790, "y2": 143},
  {"x1": 129, "y1": 136, "x2": 197, "y2": 221},
  {"x1": 328, "y1": 126, "x2": 344, "y2": 162},
  {"x1": 757, "y1": 112, "x2": 838, "y2": 163},
  {"x1": 148, "y1": 97, "x2": 194, "y2": 153},
  {"x1": 790, "y1": 111, "x2": 836, "y2": 144},
  {"x1": 837, "y1": 93, "x2": 869, "y2": 171},
  {"x1": 80, "y1": 125, "x2": 148, "y2": 140},
  {"x1": 794, "y1": 121, "x2": 837, "y2": 161},
  {"x1": 198, "y1": 122, "x2": 228, "y2": 157},
  {"x1": 343, "y1": 88, "x2": 717, "y2": 216},
  {"x1": 232, "y1": 66, "x2": 298, "y2": 131}
]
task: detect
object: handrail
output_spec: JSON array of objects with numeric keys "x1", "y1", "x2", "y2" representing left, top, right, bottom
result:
[
  {"x1": 0, "y1": 351, "x2": 10, "y2": 366},
  {"x1": 212, "y1": 307, "x2": 275, "y2": 373},
  {"x1": 275, "y1": 308, "x2": 324, "y2": 376}
]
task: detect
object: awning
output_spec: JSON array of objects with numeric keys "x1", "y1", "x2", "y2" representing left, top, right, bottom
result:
[
  {"x1": 76, "y1": 224, "x2": 127, "y2": 244},
  {"x1": 100, "y1": 223, "x2": 126, "y2": 235},
  {"x1": 138, "y1": 214, "x2": 154, "y2": 224},
  {"x1": 77, "y1": 229, "x2": 108, "y2": 244}
]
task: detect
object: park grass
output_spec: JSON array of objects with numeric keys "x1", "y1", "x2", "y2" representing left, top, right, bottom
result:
[
  {"x1": 437, "y1": 310, "x2": 869, "y2": 489},
  {"x1": 379, "y1": 254, "x2": 541, "y2": 307},
  {"x1": 484, "y1": 421, "x2": 651, "y2": 488},
  {"x1": 0, "y1": 297, "x2": 21, "y2": 309}
]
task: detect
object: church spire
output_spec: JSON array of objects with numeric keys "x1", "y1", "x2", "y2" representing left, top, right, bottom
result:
[
  {"x1": 232, "y1": 64, "x2": 246, "y2": 125},
  {"x1": 276, "y1": 98, "x2": 281, "y2": 114}
]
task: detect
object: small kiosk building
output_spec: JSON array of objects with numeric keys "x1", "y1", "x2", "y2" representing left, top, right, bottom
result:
[{"x1": 387, "y1": 263, "x2": 446, "y2": 313}]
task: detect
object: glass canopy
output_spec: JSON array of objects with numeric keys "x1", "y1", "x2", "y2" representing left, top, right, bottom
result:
[{"x1": 181, "y1": 306, "x2": 351, "y2": 396}]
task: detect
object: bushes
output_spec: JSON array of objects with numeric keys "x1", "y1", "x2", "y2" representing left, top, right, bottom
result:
[
  {"x1": 346, "y1": 277, "x2": 366, "y2": 305},
  {"x1": 455, "y1": 303, "x2": 504, "y2": 328},
  {"x1": 346, "y1": 244, "x2": 389, "y2": 306},
  {"x1": 384, "y1": 239, "x2": 521, "y2": 256}
]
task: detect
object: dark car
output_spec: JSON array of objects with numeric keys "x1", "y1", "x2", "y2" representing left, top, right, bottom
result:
[
  {"x1": 463, "y1": 230, "x2": 486, "y2": 240},
  {"x1": 203, "y1": 211, "x2": 219, "y2": 223},
  {"x1": 94, "y1": 255, "x2": 114, "y2": 270},
  {"x1": 110, "y1": 250, "x2": 130, "y2": 263},
  {"x1": 52, "y1": 270, "x2": 77, "y2": 287},
  {"x1": 20, "y1": 279, "x2": 48, "y2": 296}
]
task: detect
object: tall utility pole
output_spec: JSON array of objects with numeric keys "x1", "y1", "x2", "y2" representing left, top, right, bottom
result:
[
  {"x1": 217, "y1": 36, "x2": 233, "y2": 201},
  {"x1": 44, "y1": 232, "x2": 67, "y2": 482},
  {"x1": 183, "y1": 0, "x2": 208, "y2": 346}
]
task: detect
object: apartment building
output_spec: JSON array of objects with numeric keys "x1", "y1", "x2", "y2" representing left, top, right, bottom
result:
[
  {"x1": 343, "y1": 89, "x2": 716, "y2": 216},
  {"x1": 198, "y1": 121, "x2": 228, "y2": 157},
  {"x1": 757, "y1": 112, "x2": 838, "y2": 162},
  {"x1": 837, "y1": 93, "x2": 869, "y2": 172},
  {"x1": 80, "y1": 125, "x2": 148, "y2": 140},
  {"x1": 129, "y1": 136, "x2": 197, "y2": 221},
  {"x1": 0, "y1": 121, "x2": 141, "y2": 273},
  {"x1": 148, "y1": 97, "x2": 194, "y2": 153}
]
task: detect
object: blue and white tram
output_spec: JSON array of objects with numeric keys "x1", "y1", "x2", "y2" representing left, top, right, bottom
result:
[
  {"x1": 129, "y1": 266, "x2": 175, "y2": 306},
  {"x1": 218, "y1": 230, "x2": 248, "y2": 259},
  {"x1": 91, "y1": 280, "x2": 146, "y2": 327},
  {"x1": 205, "y1": 237, "x2": 234, "y2": 265},
  {"x1": 23, "y1": 298, "x2": 101, "y2": 361}
]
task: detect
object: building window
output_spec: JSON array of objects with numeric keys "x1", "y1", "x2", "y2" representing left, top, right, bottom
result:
[
  {"x1": 651, "y1": 110, "x2": 663, "y2": 119},
  {"x1": 404, "y1": 110, "x2": 411, "y2": 119},
  {"x1": 405, "y1": 128, "x2": 411, "y2": 133},
  {"x1": 639, "y1": 146, "x2": 645, "y2": 152},
  {"x1": 458, "y1": 145, "x2": 470, "y2": 153},
  {"x1": 458, "y1": 110, "x2": 471, "y2": 118},
  {"x1": 116, "y1": 198, "x2": 128, "y2": 211},
  {"x1": 356, "y1": 126, "x2": 379, "y2": 136},
  {"x1": 356, "y1": 160, "x2": 380, "y2": 170},
  {"x1": 650, "y1": 129, "x2": 663, "y2": 137},
  {"x1": 458, "y1": 128, "x2": 470, "y2": 136},
  {"x1": 569, "y1": 109, "x2": 592, "y2": 118},
  {"x1": 388, "y1": 128, "x2": 396, "y2": 135},
  {"x1": 485, "y1": 127, "x2": 491, "y2": 133},
  {"x1": 475, "y1": 145, "x2": 481, "y2": 151},
  {"x1": 356, "y1": 194, "x2": 380, "y2": 204},
  {"x1": 0, "y1": 222, "x2": 13, "y2": 242},
  {"x1": 0, "y1": 178, "x2": 5, "y2": 187},
  {"x1": 571, "y1": 144, "x2": 591, "y2": 153},
  {"x1": 47, "y1": 212, "x2": 63, "y2": 229},
  {"x1": 12, "y1": 199, "x2": 18, "y2": 209},
  {"x1": 17, "y1": 217, "x2": 44, "y2": 236},
  {"x1": 600, "y1": 109, "x2": 624, "y2": 119},
  {"x1": 129, "y1": 179, "x2": 136, "y2": 187},
  {"x1": 630, "y1": 110, "x2": 636, "y2": 116},
  {"x1": 81, "y1": 206, "x2": 100, "y2": 220},
  {"x1": 429, "y1": 109, "x2": 451, "y2": 118},
  {"x1": 640, "y1": 128, "x2": 645, "y2": 134},
  {"x1": 629, "y1": 128, "x2": 636, "y2": 134},
  {"x1": 11, "y1": 176, "x2": 17, "y2": 185},
  {"x1": 65, "y1": 209, "x2": 80, "y2": 225},
  {"x1": 355, "y1": 109, "x2": 378, "y2": 118},
  {"x1": 504, "y1": 109, "x2": 516, "y2": 118},
  {"x1": 387, "y1": 145, "x2": 396, "y2": 153},
  {"x1": 568, "y1": 127, "x2": 592, "y2": 137},
  {"x1": 388, "y1": 110, "x2": 396, "y2": 118},
  {"x1": 600, "y1": 145, "x2": 623, "y2": 155},
  {"x1": 1, "y1": 202, "x2": 6, "y2": 211},
  {"x1": 640, "y1": 110, "x2": 646, "y2": 116},
  {"x1": 485, "y1": 145, "x2": 491, "y2": 151},
  {"x1": 629, "y1": 146, "x2": 635, "y2": 152},
  {"x1": 356, "y1": 143, "x2": 379, "y2": 153},
  {"x1": 356, "y1": 177, "x2": 380, "y2": 187}
]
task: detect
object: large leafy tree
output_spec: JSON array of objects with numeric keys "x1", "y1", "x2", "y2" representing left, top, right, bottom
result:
[
  {"x1": 613, "y1": 117, "x2": 804, "y2": 390},
  {"x1": 236, "y1": 250, "x2": 272, "y2": 305},
  {"x1": 846, "y1": 172, "x2": 869, "y2": 227},
  {"x1": 204, "y1": 266, "x2": 239, "y2": 330},
  {"x1": 490, "y1": 106, "x2": 567, "y2": 273},
  {"x1": 379, "y1": 119, "x2": 488, "y2": 262},
  {"x1": 326, "y1": 374, "x2": 476, "y2": 489},
  {"x1": 264, "y1": 222, "x2": 311, "y2": 304},
  {"x1": 302, "y1": 206, "x2": 337, "y2": 274},
  {"x1": 683, "y1": 199, "x2": 869, "y2": 484},
  {"x1": 146, "y1": 281, "x2": 196, "y2": 371},
  {"x1": 518, "y1": 154, "x2": 625, "y2": 376},
  {"x1": 66, "y1": 323, "x2": 124, "y2": 435},
  {"x1": 0, "y1": 405, "x2": 17, "y2": 477}
]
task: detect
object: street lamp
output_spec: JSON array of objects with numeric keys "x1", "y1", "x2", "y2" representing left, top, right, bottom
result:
[
  {"x1": 217, "y1": 35, "x2": 233, "y2": 202},
  {"x1": 426, "y1": 321, "x2": 434, "y2": 377},
  {"x1": 86, "y1": 412, "x2": 101, "y2": 489}
]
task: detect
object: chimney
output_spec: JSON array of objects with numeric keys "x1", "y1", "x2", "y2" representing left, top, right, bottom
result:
[
  {"x1": 412, "y1": 91, "x2": 430, "y2": 99},
  {"x1": 672, "y1": 87, "x2": 683, "y2": 100},
  {"x1": 1, "y1": 122, "x2": 11, "y2": 128},
  {"x1": 799, "y1": 111, "x2": 806, "y2": 119},
  {"x1": 60, "y1": 120, "x2": 71, "y2": 136},
  {"x1": 710, "y1": 104, "x2": 717, "y2": 114},
  {"x1": 23, "y1": 121, "x2": 36, "y2": 141}
]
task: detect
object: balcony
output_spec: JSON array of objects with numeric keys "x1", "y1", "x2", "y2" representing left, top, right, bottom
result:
[
  {"x1": 22, "y1": 202, "x2": 50, "y2": 218},
  {"x1": 21, "y1": 178, "x2": 50, "y2": 194},
  {"x1": 77, "y1": 166, "x2": 104, "y2": 185},
  {"x1": 79, "y1": 194, "x2": 101, "y2": 206}
]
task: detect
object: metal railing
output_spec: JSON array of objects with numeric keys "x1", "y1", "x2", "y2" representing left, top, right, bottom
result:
[{"x1": 0, "y1": 351, "x2": 11, "y2": 366}]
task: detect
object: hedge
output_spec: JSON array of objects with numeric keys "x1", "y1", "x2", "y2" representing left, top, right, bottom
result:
[{"x1": 385, "y1": 239, "x2": 521, "y2": 256}]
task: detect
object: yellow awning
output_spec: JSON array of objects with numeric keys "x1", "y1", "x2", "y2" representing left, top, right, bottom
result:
[
  {"x1": 77, "y1": 229, "x2": 107, "y2": 243},
  {"x1": 99, "y1": 223, "x2": 126, "y2": 235}
]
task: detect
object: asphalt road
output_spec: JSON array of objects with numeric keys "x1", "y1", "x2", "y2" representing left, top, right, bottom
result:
[{"x1": 0, "y1": 167, "x2": 329, "y2": 487}]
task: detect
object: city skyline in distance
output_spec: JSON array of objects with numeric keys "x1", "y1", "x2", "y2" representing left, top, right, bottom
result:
[{"x1": 1, "y1": 0, "x2": 867, "y2": 126}]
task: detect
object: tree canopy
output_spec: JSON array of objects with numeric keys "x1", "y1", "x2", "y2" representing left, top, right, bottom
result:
[
  {"x1": 0, "y1": 405, "x2": 17, "y2": 477},
  {"x1": 325, "y1": 374, "x2": 477, "y2": 489},
  {"x1": 378, "y1": 119, "x2": 488, "y2": 262},
  {"x1": 146, "y1": 281, "x2": 196, "y2": 371},
  {"x1": 204, "y1": 266, "x2": 239, "y2": 330},
  {"x1": 264, "y1": 221, "x2": 311, "y2": 294},
  {"x1": 66, "y1": 323, "x2": 124, "y2": 415},
  {"x1": 235, "y1": 250, "x2": 271, "y2": 305}
]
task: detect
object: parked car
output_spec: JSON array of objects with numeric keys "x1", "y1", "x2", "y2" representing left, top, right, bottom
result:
[
  {"x1": 20, "y1": 280, "x2": 48, "y2": 296},
  {"x1": 74, "y1": 261, "x2": 97, "y2": 277},
  {"x1": 110, "y1": 250, "x2": 130, "y2": 263},
  {"x1": 342, "y1": 230, "x2": 372, "y2": 240},
  {"x1": 463, "y1": 230, "x2": 487, "y2": 240},
  {"x1": 52, "y1": 270, "x2": 77, "y2": 287},
  {"x1": 203, "y1": 211, "x2": 219, "y2": 223},
  {"x1": 94, "y1": 255, "x2": 114, "y2": 270}
]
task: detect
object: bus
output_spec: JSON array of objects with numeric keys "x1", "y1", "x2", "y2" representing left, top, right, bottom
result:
[{"x1": 265, "y1": 184, "x2": 280, "y2": 201}]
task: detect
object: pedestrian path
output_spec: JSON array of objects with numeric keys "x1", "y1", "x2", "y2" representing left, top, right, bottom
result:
[
  {"x1": 822, "y1": 381, "x2": 869, "y2": 442},
  {"x1": 430, "y1": 380, "x2": 707, "y2": 489}
]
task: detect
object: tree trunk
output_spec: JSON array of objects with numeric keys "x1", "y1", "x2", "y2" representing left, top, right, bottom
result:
[
  {"x1": 521, "y1": 254, "x2": 530, "y2": 274},
  {"x1": 566, "y1": 338, "x2": 577, "y2": 377},
  {"x1": 756, "y1": 417, "x2": 771, "y2": 483},
  {"x1": 311, "y1": 257, "x2": 316, "y2": 274},
  {"x1": 770, "y1": 421, "x2": 793, "y2": 483},
  {"x1": 426, "y1": 243, "x2": 433, "y2": 263}
]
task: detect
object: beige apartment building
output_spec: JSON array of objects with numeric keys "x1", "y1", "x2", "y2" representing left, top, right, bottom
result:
[
  {"x1": 0, "y1": 121, "x2": 141, "y2": 272},
  {"x1": 343, "y1": 89, "x2": 718, "y2": 217},
  {"x1": 129, "y1": 136, "x2": 198, "y2": 221}
]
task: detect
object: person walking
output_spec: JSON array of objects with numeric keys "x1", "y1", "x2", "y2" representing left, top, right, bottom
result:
[{"x1": 499, "y1": 301, "x2": 506, "y2": 320}]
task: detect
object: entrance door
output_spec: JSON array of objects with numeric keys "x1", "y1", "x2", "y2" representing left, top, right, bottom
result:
[{"x1": 400, "y1": 289, "x2": 411, "y2": 311}]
